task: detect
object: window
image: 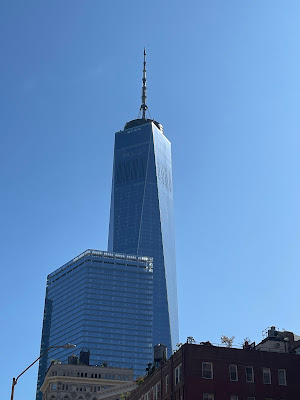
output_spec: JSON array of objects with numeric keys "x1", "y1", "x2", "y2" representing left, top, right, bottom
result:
[
  {"x1": 145, "y1": 391, "x2": 150, "y2": 400},
  {"x1": 245, "y1": 366, "x2": 254, "y2": 383},
  {"x1": 230, "y1": 396, "x2": 238, "y2": 400},
  {"x1": 202, "y1": 362, "x2": 213, "y2": 379},
  {"x1": 203, "y1": 394, "x2": 214, "y2": 400},
  {"x1": 263, "y1": 368, "x2": 271, "y2": 384},
  {"x1": 51, "y1": 383, "x2": 57, "y2": 391},
  {"x1": 153, "y1": 382, "x2": 160, "y2": 400},
  {"x1": 278, "y1": 369, "x2": 287, "y2": 385},
  {"x1": 175, "y1": 363, "x2": 183, "y2": 384},
  {"x1": 229, "y1": 364, "x2": 238, "y2": 381},
  {"x1": 165, "y1": 375, "x2": 169, "y2": 393}
]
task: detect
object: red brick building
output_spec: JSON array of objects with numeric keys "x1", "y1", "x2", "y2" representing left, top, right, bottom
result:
[{"x1": 127, "y1": 343, "x2": 300, "y2": 400}]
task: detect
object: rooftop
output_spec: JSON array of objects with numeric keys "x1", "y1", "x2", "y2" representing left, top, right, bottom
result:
[{"x1": 48, "y1": 249, "x2": 153, "y2": 280}]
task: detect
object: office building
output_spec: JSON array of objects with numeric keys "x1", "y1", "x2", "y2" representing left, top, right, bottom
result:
[
  {"x1": 36, "y1": 250, "x2": 153, "y2": 400},
  {"x1": 40, "y1": 358, "x2": 136, "y2": 400},
  {"x1": 108, "y1": 49, "x2": 179, "y2": 356},
  {"x1": 127, "y1": 340, "x2": 300, "y2": 400}
]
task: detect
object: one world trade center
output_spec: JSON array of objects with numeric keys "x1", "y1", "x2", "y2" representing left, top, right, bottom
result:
[{"x1": 108, "y1": 50, "x2": 179, "y2": 356}]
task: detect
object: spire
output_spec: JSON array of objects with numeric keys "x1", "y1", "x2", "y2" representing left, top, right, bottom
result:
[{"x1": 140, "y1": 48, "x2": 148, "y2": 119}]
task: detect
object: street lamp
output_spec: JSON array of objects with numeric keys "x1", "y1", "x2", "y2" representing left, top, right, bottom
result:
[{"x1": 10, "y1": 343, "x2": 76, "y2": 400}]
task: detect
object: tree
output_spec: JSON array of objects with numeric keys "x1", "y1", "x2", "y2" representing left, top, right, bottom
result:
[
  {"x1": 135, "y1": 376, "x2": 145, "y2": 386},
  {"x1": 221, "y1": 335, "x2": 235, "y2": 347}
]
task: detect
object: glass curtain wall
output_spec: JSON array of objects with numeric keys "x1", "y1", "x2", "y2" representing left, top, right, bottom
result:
[
  {"x1": 108, "y1": 121, "x2": 179, "y2": 357},
  {"x1": 36, "y1": 250, "x2": 153, "y2": 400}
]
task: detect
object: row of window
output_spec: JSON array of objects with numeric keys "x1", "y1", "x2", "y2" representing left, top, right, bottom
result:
[
  {"x1": 138, "y1": 366, "x2": 179, "y2": 400},
  {"x1": 138, "y1": 362, "x2": 287, "y2": 400},
  {"x1": 138, "y1": 378, "x2": 167, "y2": 400},
  {"x1": 201, "y1": 363, "x2": 287, "y2": 385},
  {"x1": 50, "y1": 383, "x2": 109, "y2": 392},
  {"x1": 51, "y1": 371, "x2": 130, "y2": 380},
  {"x1": 50, "y1": 383, "x2": 68, "y2": 391}
]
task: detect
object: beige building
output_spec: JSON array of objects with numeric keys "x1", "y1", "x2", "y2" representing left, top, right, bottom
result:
[
  {"x1": 255, "y1": 326, "x2": 300, "y2": 354},
  {"x1": 40, "y1": 363, "x2": 136, "y2": 400}
]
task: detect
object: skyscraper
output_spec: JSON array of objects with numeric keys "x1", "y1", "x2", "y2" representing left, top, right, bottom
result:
[
  {"x1": 108, "y1": 50, "x2": 179, "y2": 356},
  {"x1": 36, "y1": 250, "x2": 153, "y2": 399}
]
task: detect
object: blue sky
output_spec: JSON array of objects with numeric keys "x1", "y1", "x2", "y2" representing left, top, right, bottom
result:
[{"x1": 1, "y1": 1, "x2": 300, "y2": 398}]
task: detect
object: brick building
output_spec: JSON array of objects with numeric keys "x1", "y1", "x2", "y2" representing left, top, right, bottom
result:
[{"x1": 127, "y1": 342, "x2": 300, "y2": 400}]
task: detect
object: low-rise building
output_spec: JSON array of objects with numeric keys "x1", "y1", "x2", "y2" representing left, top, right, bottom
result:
[
  {"x1": 127, "y1": 341, "x2": 300, "y2": 400},
  {"x1": 40, "y1": 362, "x2": 136, "y2": 400}
]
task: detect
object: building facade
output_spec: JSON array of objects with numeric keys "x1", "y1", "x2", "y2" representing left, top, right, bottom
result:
[
  {"x1": 108, "y1": 50, "x2": 179, "y2": 357},
  {"x1": 41, "y1": 362, "x2": 136, "y2": 400},
  {"x1": 108, "y1": 118, "x2": 179, "y2": 356},
  {"x1": 127, "y1": 343, "x2": 300, "y2": 400},
  {"x1": 36, "y1": 250, "x2": 153, "y2": 400}
]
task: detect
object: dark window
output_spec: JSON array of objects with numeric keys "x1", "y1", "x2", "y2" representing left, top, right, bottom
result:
[
  {"x1": 174, "y1": 363, "x2": 183, "y2": 384},
  {"x1": 202, "y1": 362, "x2": 213, "y2": 379},
  {"x1": 245, "y1": 366, "x2": 254, "y2": 383},
  {"x1": 229, "y1": 364, "x2": 238, "y2": 381},
  {"x1": 203, "y1": 394, "x2": 214, "y2": 400},
  {"x1": 278, "y1": 369, "x2": 287, "y2": 386},
  {"x1": 263, "y1": 368, "x2": 271, "y2": 384}
]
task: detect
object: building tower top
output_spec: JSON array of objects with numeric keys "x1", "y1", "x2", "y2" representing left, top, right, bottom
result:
[
  {"x1": 124, "y1": 49, "x2": 163, "y2": 132},
  {"x1": 140, "y1": 48, "x2": 148, "y2": 119}
]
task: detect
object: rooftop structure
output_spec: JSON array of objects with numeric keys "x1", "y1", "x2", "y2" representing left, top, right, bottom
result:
[{"x1": 255, "y1": 326, "x2": 300, "y2": 354}]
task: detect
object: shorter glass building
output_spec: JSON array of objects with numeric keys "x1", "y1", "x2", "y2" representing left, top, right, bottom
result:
[{"x1": 36, "y1": 250, "x2": 153, "y2": 400}]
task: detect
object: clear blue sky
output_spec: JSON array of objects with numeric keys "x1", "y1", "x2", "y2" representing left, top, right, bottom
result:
[{"x1": 1, "y1": 1, "x2": 300, "y2": 398}]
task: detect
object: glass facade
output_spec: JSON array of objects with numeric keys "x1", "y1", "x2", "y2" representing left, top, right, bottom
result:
[
  {"x1": 36, "y1": 250, "x2": 153, "y2": 400},
  {"x1": 108, "y1": 120, "x2": 179, "y2": 357}
]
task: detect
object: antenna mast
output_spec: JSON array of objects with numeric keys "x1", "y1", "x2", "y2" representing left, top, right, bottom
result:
[{"x1": 140, "y1": 48, "x2": 148, "y2": 119}]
